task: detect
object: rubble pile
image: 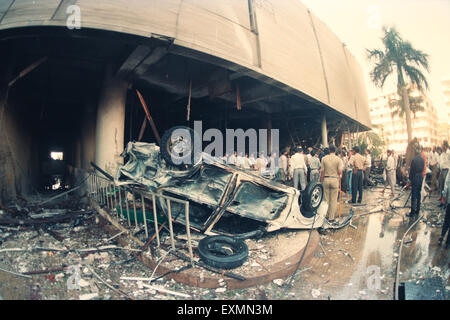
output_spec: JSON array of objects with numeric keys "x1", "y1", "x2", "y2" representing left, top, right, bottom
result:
[
  {"x1": 0, "y1": 187, "x2": 448, "y2": 300},
  {"x1": 0, "y1": 195, "x2": 289, "y2": 300}
]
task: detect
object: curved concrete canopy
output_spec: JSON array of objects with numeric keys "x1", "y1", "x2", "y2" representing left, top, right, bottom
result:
[{"x1": 0, "y1": 0, "x2": 371, "y2": 129}]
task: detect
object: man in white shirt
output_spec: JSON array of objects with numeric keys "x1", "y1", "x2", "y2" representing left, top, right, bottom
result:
[
  {"x1": 279, "y1": 151, "x2": 288, "y2": 179},
  {"x1": 249, "y1": 153, "x2": 256, "y2": 168},
  {"x1": 382, "y1": 150, "x2": 396, "y2": 197},
  {"x1": 429, "y1": 147, "x2": 439, "y2": 191},
  {"x1": 291, "y1": 147, "x2": 307, "y2": 191},
  {"x1": 269, "y1": 152, "x2": 277, "y2": 177},
  {"x1": 243, "y1": 153, "x2": 251, "y2": 169},
  {"x1": 255, "y1": 152, "x2": 267, "y2": 174},
  {"x1": 261, "y1": 152, "x2": 268, "y2": 168},
  {"x1": 364, "y1": 149, "x2": 372, "y2": 188},
  {"x1": 236, "y1": 152, "x2": 245, "y2": 168},
  {"x1": 227, "y1": 152, "x2": 237, "y2": 165},
  {"x1": 392, "y1": 150, "x2": 398, "y2": 171}
]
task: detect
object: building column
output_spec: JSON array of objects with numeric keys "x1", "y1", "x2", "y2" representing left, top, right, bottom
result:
[
  {"x1": 81, "y1": 98, "x2": 96, "y2": 170},
  {"x1": 0, "y1": 54, "x2": 17, "y2": 202},
  {"x1": 321, "y1": 114, "x2": 328, "y2": 147},
  {"x1": 95, "y1": 69, "x2": 128, "y2": 175}
]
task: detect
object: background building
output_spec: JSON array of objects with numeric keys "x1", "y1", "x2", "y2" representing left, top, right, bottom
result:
[
  {"x1": 439, "y1": 76, "x2": 450, "y2": 143},
  {"x1": 369, "y1": 87, "x2": 439, "y2": 153}
]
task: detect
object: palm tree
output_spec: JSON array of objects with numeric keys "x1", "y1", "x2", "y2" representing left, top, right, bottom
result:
[
  {"x1": 388, "y1": 87, "x2": 425, "y2": 119},
  {"x1": 367, "y1": 26, "x2": 429, "y2": 143}
]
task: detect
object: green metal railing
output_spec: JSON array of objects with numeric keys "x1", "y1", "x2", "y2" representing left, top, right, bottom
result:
[{"x1": 86, "y1": 172, "x2": 194, "y2": 265}]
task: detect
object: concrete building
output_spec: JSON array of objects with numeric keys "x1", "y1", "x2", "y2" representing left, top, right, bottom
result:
[
  {"x1": 439, "y1": 76, "x2": 450, "y2": 143},
  {"x1": 0, "y1": 0, "x2": 370, "y2": 203},
  {"x1": 369, "y1": 88, "x2": 439, "y2": 154}
]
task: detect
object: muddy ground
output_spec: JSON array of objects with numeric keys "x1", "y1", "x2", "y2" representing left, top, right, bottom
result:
[{"x1": 0, "y1": 186, "x2": 448, "y2": 300}]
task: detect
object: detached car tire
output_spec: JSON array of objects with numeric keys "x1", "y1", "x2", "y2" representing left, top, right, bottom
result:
[
  {"x1": 301, "y1": 181, "x2": 323, "y2": 213},
  {"x1": 197, "y1": 236, "x2": 249, "y2": 270},
  {"x1": 160, "y1": 126, "x2": 200, "y2": 166}
]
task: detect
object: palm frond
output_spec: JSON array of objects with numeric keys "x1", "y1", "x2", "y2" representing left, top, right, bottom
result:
[{"x1": 403, "y1": 64, "x2": 429, "y2": 92}]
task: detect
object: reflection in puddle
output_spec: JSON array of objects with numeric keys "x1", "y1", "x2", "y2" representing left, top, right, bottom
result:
[{"x1": 346, "y1": 213, "x2": 398, "y2": 297}]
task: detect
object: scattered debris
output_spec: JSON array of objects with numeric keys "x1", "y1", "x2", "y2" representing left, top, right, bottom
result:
[
  {"x1": 142, "y1": 284, "x2": 191, "y2": 298},
  {"x1": 311, "y1": 289, "x2": 321, "y2": 298},
  {"x1": 272, "y1": 279, "x2": 284, "y2": 287},
  {"x1": 79, "y1": 293, "x2": 98, "y2": 300}
]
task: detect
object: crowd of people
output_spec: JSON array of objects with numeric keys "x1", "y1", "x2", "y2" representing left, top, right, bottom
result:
[
  {"x1": 220, "y1": 139, "x2": 450, "y2": 246},
  {"x1": 407, "y1": 141, "x2": 450, "y2": 249},
  {"x1": 221, "y1": 144, "x2": 374, "y2": 225}
]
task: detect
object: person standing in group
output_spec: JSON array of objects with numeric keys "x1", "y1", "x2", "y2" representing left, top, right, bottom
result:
[
  {"x1": 392, "y1": 150, "x2": 398, "y2": 170},
  {"x1": 309, "y1": 150, "x2": 321, "y2": 182},
  {"x1": 347, "y1": 151, "x2": 353, "y2": 196},
  {"x1": 287, "y1": 153, "x2": 293, "y2": 182},
  {"x1": 269, "y1": 152, "x2": 278, "y2": 177},
  {"x1": 340, "y1": 149, "x2": 348, "y2": 194},
  {"x1": 227, "y1": 151, "x2": 237, "y2": 165},
  {"x1": 255, "y1": 152, "x2": 267, "y2": 174},
  {"x1": 439, "y1": 171, "x2": 450, "y2": 249},
  {"x1": 291, "y1": 147, "x2": 308, "y2": 191},
  {"x1": 382, "y1": 150, "x2": 396, "y2": 197},
  {"x1": 236, "y1": 152, "x2": 245, "y2": 168},
  {"x1": 438, "y1": 142, "x2": 450, "y2": 202},
  {"x1": 279, "y1": 150, "x2": 288, "y2": 182},
  {"x1": 364, "y1": 149, "x2": 372, "y2": 188},
  {"x1": 243, "y1": 153, "x2": 251, "y2": 169},
  {"x1": 348, "y1": 146, "x2": 367, "y2": 204},
  {"x1": 319, "y1": 148, "x2": 325, "y2": 162},
  {"x1": 320, "y1": 144, "x2": 343, "y2": 224},
  {"x1": 223, "y1": 153, "x2": 229, "y2": 164},
  {"x1": 305, "y1": 148, "x2": 312, "y2": 183},
  {"x1": 430, "y1": 147, "x2": 439, "y2": 192},
  {"x1": 261, "y1": 151, "x2": 268, "y2": 168},
  {"x1": 249, "y1": 152, "x2": 257, "y2": 169},
  {"x1": 420, "y1": 146, "x2": 429, "y2": 202},
  {"x1": 408, "y1": 144, "x2": 425, "y2": 218}
]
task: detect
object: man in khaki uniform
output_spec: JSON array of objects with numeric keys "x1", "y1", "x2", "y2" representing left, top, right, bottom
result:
[
  {"x1": 320, "y1": 145, "x2": 343, "y2": 223},
  {"x1": 348, "y1": 146, "x2": 368, "y2": 204}
]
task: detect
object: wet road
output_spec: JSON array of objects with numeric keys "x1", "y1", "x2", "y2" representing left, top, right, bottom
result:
[
  {"x1": 0, "y1": 186, "x2": 448, "y2": 300},
  {"x1": 289, "y1": 186, "x2": 449, "y2": 300}
]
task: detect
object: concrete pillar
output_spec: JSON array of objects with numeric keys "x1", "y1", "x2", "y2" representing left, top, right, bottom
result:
[
  {"x1": 321, "y1": 114, "x2": 328, "y2": 147},
  {"x1": 74, "y1": 139, "x2": 81, "y2": 169},
  {"x1": 0, "y1": 54, "x2": 17, "y2": 202},
  {"x1": 95, "y1": 68, "x2": 128, "y2": 175},
  {"x1": 81, "y1": 99, "x2": 96, "y2": 170}
]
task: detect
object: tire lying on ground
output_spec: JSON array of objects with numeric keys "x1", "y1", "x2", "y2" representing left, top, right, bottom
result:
[
  {"x1": 301, "y1": 181, "x2": 324, "y2": 213},
  {"x1": 160, "y1": 126, "x2": 201, "y2": 166},
  {"x1": 197, "y1": 235, "x2": 249, "y2": 270}
]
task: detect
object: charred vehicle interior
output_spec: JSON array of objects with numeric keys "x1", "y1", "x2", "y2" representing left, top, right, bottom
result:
[{"x1": 112, "y1": 127, "x2": 353, "y2": 241}]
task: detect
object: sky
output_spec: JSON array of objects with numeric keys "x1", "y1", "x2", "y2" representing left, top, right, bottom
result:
[{"x1": 300, "y1": 0, "x2": 450, "y2": 122}]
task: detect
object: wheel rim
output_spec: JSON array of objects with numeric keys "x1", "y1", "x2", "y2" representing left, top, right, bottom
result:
[
  {"x1": 167, "y1": 134, "x2": 192, "y2": 160},
  {"x1": 311, "y1": 186, "x2": 322, "y2": 208},
  {"x1": 208, "y1": 242, "x2": 235, "y2": 257}
]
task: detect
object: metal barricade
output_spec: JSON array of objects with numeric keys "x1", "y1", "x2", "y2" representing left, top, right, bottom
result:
[{"x1": 86, "y1": 171, "x2": 194, "y2": 265}]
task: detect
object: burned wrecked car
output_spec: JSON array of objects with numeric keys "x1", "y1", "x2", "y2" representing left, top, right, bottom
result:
[{"x1": 115, "y1": 130, "x2": 349, "y2": 238}]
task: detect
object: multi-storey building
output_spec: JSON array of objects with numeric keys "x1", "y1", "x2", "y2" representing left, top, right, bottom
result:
[
  {"x1": 440, "y1": 76, "x2": 450, "y2": 143},
  {"x1": 369, "y1": 87, "x2": 439, "y2": 154}
]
